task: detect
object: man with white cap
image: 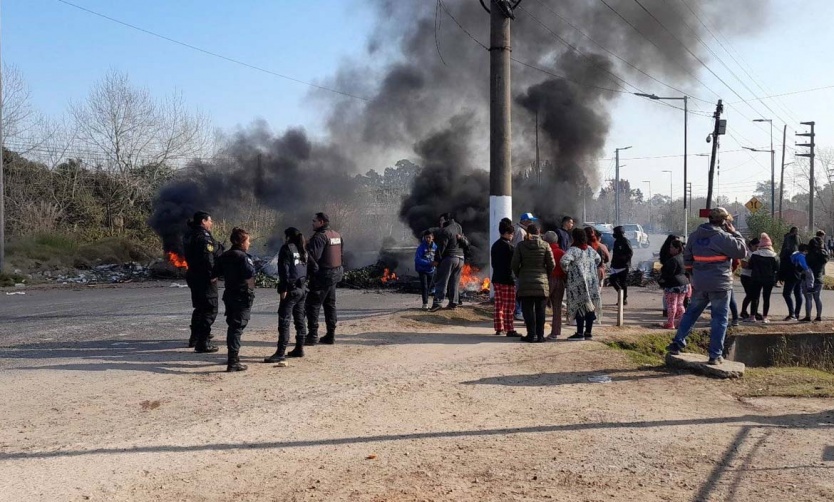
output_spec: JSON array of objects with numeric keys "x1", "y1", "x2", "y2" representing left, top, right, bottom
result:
[{"x1": 667, "y1": 207, "x2": 747, "y2": 365}]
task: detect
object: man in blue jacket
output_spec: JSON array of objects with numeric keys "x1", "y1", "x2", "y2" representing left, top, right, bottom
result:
[{"x1": 667, "y1": 207, "x2": 747, "y2": 365}]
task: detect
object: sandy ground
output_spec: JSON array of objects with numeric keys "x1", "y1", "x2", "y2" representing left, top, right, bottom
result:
[{"x1": 1, "y1": 285, "x2": 833, "y2": 501}]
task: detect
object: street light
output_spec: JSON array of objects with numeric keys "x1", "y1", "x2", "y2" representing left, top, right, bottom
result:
[
  {"x1": 743, "y1": 145, "x2": 776, "y2": 215},
  {"x1": 752, "y1": 118, "x2": 775, "y2": 217},
  {"x1": 635, "y1": 92, "x2": 688, "y2": 236},
  {"x1": 615, "y1": 145, "x2": 632, "y2": 226},
  {"x1": 642, "y1": 180, "x2": 652, "y2": 231}
]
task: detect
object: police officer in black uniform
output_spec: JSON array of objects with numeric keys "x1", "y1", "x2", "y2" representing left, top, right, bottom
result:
[
  {"x1": 305, "y1": 212, "x2": 343, "y2": 346},
  {"x1": 264, "y1": 227, "x2": 308, "y2": 364},
  {"x1": 215, "y1": 227, "x2": 256, "y2": 372},
  {"x1": 183, "y1": 211, "x2": 223, "y2": 352}
]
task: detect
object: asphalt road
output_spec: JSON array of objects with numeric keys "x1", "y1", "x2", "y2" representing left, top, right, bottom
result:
[{"x1": 0, "y1": 284, "x2": 415, "y2": 353}]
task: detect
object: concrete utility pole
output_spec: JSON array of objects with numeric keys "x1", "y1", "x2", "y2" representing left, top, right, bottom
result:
[
  {"x1": 0, "y1": 0, "x2": 5, "y2": 273},
  {"x1": 614, "y1": 145, "x2": 631, "y2": 226},
  {"x1": 705, "y1": 100, "x2": 725, "y2": 210},
  {"x1": 779, "y1": 124, "x2": 787, "y2": 219},
  {"x1": 752, "y1": 118, "x2": 774, "y2": 217},
  {"x1": 797, "y1": 121, "x2": 816, "y2": 230},
  {"x1": 482, "y1": 0, "x2": 519, "y2": 290}
]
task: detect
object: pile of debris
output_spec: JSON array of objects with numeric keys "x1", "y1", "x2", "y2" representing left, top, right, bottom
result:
[{"x1": 31, "y1": 263, "x2": 153, "y2": 285}]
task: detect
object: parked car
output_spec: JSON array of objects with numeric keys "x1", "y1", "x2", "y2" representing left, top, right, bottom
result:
[{"x1": 623, "y1": 223, "x2": 650, "y2": 248}]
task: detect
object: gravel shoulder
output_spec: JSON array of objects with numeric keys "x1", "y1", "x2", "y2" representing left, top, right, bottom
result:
[{"x1": 1, "y1": 287, "x2": 833, "y2": 501}]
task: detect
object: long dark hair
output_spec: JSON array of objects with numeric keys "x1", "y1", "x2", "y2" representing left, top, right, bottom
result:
[
  {"x1": 571, "y1": 227, "x2": 587, "y2": 247},
  {"x1": 659, "y1": 234, "x2": 682, "y2": 262},
  {"x1": 230, "y1": 227, "x2": 249, "y2": 247},
  {"x1": 284, "y1": 227, "x2": 307, "y2": 261}
]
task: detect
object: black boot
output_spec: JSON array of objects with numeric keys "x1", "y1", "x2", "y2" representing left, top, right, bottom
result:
[
  {"x1": 263, "y1": 346, "x2": 286, "y2": 363},
  {"x1": 320, "y1": 333, "x2": 335, "y2": 345},
  {"x1": 227, "y1": 350, "x2": 248, "y2": 372},
  {"x1": 194, "y1": 334, "x2": 219, "y2": 353},
  {"x1": 304, "y1": 333, "x2": 318, "y2": 346},
  {"x1": 287, "y1": 339, "x2": 305, "y2": 358}
]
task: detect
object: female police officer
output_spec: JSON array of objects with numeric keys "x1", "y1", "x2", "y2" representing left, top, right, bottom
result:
[
  {"x1": 215, "y1": 227, "x2": 256, "y2": 372},
  {"x1": 264, "y1": 227, "x2": 308, "y2": 365}
]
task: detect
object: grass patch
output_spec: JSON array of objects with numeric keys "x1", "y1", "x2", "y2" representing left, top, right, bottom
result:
[
  {"x1": 734, "y1": 367, "x2": 834, "y2": 398},
  {"x1": 7, "y1": 233, "x2": 157, "y2": 271},
  {"x1": 605, "y1": 330, "x2": 710, "y2": 366},
  {"x1": 0, "y1": 272, "x2": 27, "y2": 287},
  {"x1": 605, "y1": 330, "x2": 834, "y2": 397}
]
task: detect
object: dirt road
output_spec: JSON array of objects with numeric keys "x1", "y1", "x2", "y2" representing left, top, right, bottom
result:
[{"x1": 1, "y1": 284, "x2": 832, "y2": 501}]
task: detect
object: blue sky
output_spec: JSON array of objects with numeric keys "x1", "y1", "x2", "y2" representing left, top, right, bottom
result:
[{"x1": 4, "y1": 0, "x2": 834, "y2": 205}]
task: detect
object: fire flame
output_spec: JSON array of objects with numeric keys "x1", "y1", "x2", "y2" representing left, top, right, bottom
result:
[
  {"x1": 460, "y1": 264, "x2": 490, "y2": 292},
  {"x1": 167, "y1": 251, "x2": 188, "y2": 269},
  {"x1": 381, "y1": 268, "x2": 398, "y2": 284}
]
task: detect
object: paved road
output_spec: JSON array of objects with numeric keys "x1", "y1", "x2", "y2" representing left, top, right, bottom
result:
[{"x1": 0, "y1": 283, "x2": 415, "y2": 351}]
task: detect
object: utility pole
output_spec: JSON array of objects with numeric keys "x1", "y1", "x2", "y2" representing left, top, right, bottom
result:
[
  {"x1": 483, "y1": 0, "x2": 518, "y2": 291},
  {"x1": 779, "y1": 124, "x2": 786, "y2": 219},
  {"x1": 706, "y1": 100, "x2": 724, "y2": 210},
  {"x1": 797, "y1": 121, "x2": 816, "y2": 231},
  {"x1": 0, "y1": 0, "x2": 5, "y2": 273},
  {"x1": 687, "y1": 182, "x2": 693, "y2": 216},
  {"x1": 615, "y1": 146, "x2": 631, "y2": 226},
  {"x1": 534, "y1": 110, "x2": 540, "y2": 183}
]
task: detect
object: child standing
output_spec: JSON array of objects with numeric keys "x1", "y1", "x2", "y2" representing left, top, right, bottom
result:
[
  {"x1": 659, "y1": 237, "x2": 689, "y2": 329},
  {"x1": 491, "y1": 221, "x2": 519, "y2": 337},
  {"x1": 414, "y1": 230, "x2": 437, "y2": 310}
]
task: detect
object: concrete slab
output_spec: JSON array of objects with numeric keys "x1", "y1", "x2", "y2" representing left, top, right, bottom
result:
[{"x1": 665, "y1": 352, "x2": 745, "y2": 379}]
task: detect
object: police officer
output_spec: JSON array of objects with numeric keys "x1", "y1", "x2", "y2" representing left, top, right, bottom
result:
[
  {"x1": 183, "y1": 211, "x2": 223, "y2": 352},
  {"x1": 215, "y1": 227, "x2": 256, "y2": 372},
  {"x1": 264, "y1": 227, "x2": 308, "y2": 364},
  {"x1": 305, "y1": 212, "x2": 343, "y2": 346}
]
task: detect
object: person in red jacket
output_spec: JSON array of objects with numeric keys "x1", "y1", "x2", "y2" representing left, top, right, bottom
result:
[{"x1": 543, "y1": 231, "x2": 566, "y2": 340}]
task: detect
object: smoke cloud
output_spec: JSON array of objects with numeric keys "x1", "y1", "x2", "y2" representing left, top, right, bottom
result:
[{"x1": 150, "y1": 0, "x2": 770, "y2": 267}]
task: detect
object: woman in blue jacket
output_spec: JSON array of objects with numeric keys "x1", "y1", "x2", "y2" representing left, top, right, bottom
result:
[{"x1": 415, "y1": 230, "x2": 437, "y2": 310}]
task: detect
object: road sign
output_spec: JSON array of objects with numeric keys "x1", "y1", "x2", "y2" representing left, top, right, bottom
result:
[{"x1": 745, "y1": 197, "x2": 763, "y2": 213}]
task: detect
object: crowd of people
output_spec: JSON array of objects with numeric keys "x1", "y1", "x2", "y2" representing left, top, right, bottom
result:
[
  {"x1": 432, "y1": 213, "x2": 631, "y2": 343},
  {"x1": 182, "y1": 211, "x2": 344, "y2": 372},
  {"x1": 659, "y1": 210, "x2": 830, "y2": 365}
]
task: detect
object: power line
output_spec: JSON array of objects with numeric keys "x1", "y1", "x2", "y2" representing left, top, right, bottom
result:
[
  {"x1": 55, "y1": 0, "x2": 371, "y2": 102},
  {"x1": 727, "y1": 83, "x2": 834, "y2": 105}
]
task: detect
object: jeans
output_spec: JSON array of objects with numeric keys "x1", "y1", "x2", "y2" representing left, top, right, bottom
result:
[
  {"x1": 783, "y1": 277, "x2": 803, "y2": 318},
  {"x1": 673, "y1": 289, "x2": 731, "y2": 359},
  {"x1": 418, "y1": 271, "x2": 434, "y2": 305},
  {"x1": 520, "y1": 296, "x2": 547, "y2": 340},
  {"x1": 749, "y1": 282, "x2": 775, "y2": 318},
  {"x1": 804, "y1": 282, "x2": 823, "y2": 319},
  {"x1": 434, "y1": 256, "x2": 463, "y2": 305},
  {"x1": 729, "y1": 289, "x2": 738, "y2": 321}
]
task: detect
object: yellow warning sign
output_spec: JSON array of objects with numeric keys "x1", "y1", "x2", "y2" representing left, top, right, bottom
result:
[{"x1": 745, "y1": 197, "x2": 763, "y2": 214}]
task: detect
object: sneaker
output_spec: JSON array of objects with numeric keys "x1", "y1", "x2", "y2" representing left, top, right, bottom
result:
[
  {"x1": 495, "y1": 330, "x2": 506, "y2": 336},
  {"x1": 665, "y1": 342, "x2": 681, "y2": 355},
  {"x1": 731, "y1": 319, "x2": 740, "y2": 327},
  {"x1": 545, "y1": 335, "x2": 558, "y2": 342},
  {"x1": 707, "y1": 356, "x2": 724, "y2": 365},
  {"x1": 445, "y1": 303, "x2": 457, "y2": 310},
  {"x1": 755, "y1": 314, "x2": 763, "y2": 321},
  {"x1": 584, "y1": 334, "x2": 594, "y2": 341},
  {"x1": 429, "y1": 304, "x2": 442, "y2": 312},
  {"x1": 422, "y1": 303, "x2": 429, "y2": 311},
  {"x1": 799, "y1": 317, "x2": 812, "y2": 323},
  {"x1": 783, "y1": 315, "x2": 796, "y2": 321},
  {"x1": 762, "y1": 317, "x2": 770, "y2": 324},
  {"x1": 567, "y1": 333, "x2": 585, "y2": 341},
  {"x1": 740, "y1": 312, "x2": 750, "y2": 319},
  {"x1": 815, "y1": 317, "x2": 822, "y2": 322},
  {"x1": 506, "y1": 330, "x2": 521, "y2": 338},
  {"x1": 661, "y1": 322, "x2": 675, "y2": 330},
  {"x1": 742, "y1": 317, "x2": 756, "y2": 323}
]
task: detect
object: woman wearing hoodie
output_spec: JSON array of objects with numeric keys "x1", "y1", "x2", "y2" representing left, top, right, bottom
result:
[
  {"x1": 511, "y1": 224, "x2": 556, "y2": 342},
  {"x1": 747, "y1": 233, "x2": 780, "y2": 324}
]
